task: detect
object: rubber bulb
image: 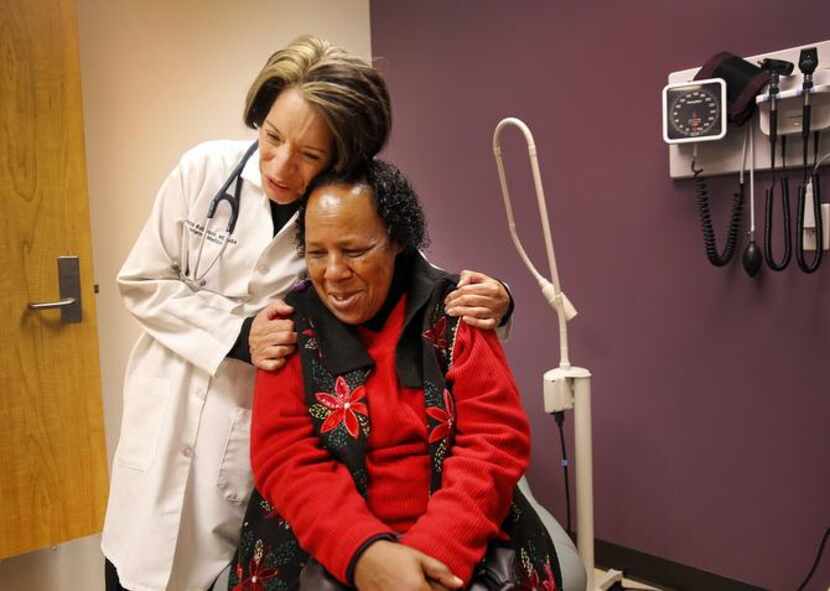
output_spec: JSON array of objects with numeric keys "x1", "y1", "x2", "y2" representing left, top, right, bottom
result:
[{"x1": 742, "y1": 238, "x2": 762, "y2": 278}]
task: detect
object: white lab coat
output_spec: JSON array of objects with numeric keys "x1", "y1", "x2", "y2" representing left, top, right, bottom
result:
[{"x1": 101, "y1": 140, "x2": 304, "y2": 591}]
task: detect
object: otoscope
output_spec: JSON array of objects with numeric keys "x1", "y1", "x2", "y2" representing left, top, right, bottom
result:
[
  {"x1": 795, "y1": 47, "x2": 823, "y2": 273},
  {"x1": 761, "y1": 58, "x2": 795, "y2": 271}
]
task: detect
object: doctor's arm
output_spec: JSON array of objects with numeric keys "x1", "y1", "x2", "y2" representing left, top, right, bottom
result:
[
  {"x1": 227, "y1": 301, "x2": 297, "y2": 370},
  {"x1": 443, "y1": 271, "x2": 514, "y2": 338},
  {"x1": 118, "y1": 156, "x2": 249, "y2": 376}
]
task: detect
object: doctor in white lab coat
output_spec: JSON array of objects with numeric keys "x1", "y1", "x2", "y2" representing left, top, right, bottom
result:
[{"x1": 102, "y1": 36, "x2": 512, "y2": 591}]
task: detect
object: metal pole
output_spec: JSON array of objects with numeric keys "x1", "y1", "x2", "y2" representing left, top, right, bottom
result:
[{"x1": 573, "y1": 374, "x2": 595, "y2": 589}]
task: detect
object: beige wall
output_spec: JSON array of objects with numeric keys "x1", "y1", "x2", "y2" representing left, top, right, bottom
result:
[{"x1": 0, "y1": 1, "x2": 370, "y2": 589}]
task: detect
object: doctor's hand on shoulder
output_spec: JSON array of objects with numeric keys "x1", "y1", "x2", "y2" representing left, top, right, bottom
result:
[
  {"x1": 444, "y1": 270, "x2": 512, "y2": 330},
  {"x1": 249, "y1": 299, "x2": 297, "y2": 371}
]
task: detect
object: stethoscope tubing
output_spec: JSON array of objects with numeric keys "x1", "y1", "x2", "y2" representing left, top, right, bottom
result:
[
  {"x1": 181, "y1": 140, "x2": 259, "y2": 288},
  {"x1": 206, "y1": 140, "x2": 259, "y2": 235}
]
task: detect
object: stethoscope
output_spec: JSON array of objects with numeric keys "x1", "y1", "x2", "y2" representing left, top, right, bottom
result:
[{"x1": 176, "y1": 140, "x2": 259, "y2": 290}]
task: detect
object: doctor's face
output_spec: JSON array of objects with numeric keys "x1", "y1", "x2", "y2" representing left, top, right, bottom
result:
[
  {"x1": 304, "y1": 183, "x2": 401, "y2": 325},
  {"x1": 258, "y1": 87, "x2": 333, "y2": 204}
]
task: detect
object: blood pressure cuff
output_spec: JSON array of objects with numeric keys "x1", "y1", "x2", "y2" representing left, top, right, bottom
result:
[{"x1": 694, "y1": 52, "x2": 770, "y2": 126}]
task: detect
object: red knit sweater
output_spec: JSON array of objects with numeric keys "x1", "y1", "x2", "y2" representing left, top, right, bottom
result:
[{"x1": 251, "y1": 297, "x2": 530, "y2": 584}]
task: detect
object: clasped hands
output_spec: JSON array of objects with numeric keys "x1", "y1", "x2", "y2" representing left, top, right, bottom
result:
[{"x1": 353, "y1": 540, "x2": 464, "y2": 591}]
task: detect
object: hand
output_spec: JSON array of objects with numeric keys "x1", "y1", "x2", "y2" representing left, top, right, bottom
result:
[
  {"x1": 249, "y1": 299, "x2": 297, "y2": 371},
  {"x1": 444, "y1": 270, "x2": 510, "y2": 330},
  {"x1": 354, "y1": 541, "x2": 463, "y2": 591}
]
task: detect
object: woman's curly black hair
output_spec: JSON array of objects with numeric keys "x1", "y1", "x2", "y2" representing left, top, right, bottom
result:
[{"x1": 295, "y1": 159, "x2": 429, "y2": 254}]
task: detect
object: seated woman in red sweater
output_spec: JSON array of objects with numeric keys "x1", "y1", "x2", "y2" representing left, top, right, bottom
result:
[{"x1": 229, "y1": 160, "x2": 562, "y2": 591}]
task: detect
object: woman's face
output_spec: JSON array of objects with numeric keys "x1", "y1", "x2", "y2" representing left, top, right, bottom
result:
[
  {"x1": 305, "y1": 183, "x2": 400, "y2": 325},
  {"x1": 258, "y1": 87, "x2": 333, "y2": 204}
]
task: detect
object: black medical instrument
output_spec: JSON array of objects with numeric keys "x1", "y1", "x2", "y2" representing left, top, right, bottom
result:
[
  {"x1": 691, "y1": 142, "x2": 745, "y2": 267},
  {"x1": 662, "y1": 78, "x2": 744, "y2": 266},
  {"x1": 761, "y1": 58, "x2": 795, "y2": 271},
  {"x1": 178, "y1": 140, "x2": 258, "y2": 289},
  {"x1": 695, "y1": 52, "x2": 771, "y2": 126},
  {"x1": 676, "y1": 54, "x2": 769, "y2": 269},
  {"x1": 794, "y1": 47, "x2": 823, "y2": 273},
  {"x1": 663, "y1": 79, "x2": 727, "y2": 143},
  {"x1": 742, "y1": 120, "x2": 763, "y2": 277},
  {"x1": 664, "y1": 78, "x2": 741, "y2": 267}
]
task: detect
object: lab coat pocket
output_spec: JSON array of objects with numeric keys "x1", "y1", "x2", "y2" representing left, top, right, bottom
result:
[
  {"x1": 115, "y1": 376, "x2": 168, "y2": 471},
  {"x1": 217, "y1": 407, "x2": 253, "y2": 504}
]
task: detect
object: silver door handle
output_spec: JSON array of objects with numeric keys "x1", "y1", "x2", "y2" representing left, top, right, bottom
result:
[
  {"x1": 29, "y1": 297, "x2": 76, "y2": 310},
  {"x1": 27, "y1": 256, "x2": 82, "y2": 323}
]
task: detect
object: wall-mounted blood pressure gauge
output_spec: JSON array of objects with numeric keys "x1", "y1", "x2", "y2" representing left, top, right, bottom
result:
[{"x1": 662, "y1": 78, "x2": 727, "y2": 144}]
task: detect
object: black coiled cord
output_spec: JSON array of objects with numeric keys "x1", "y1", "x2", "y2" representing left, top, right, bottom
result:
[{"x1": 694, "y1": 166, "x2": 744, "y2": 267}]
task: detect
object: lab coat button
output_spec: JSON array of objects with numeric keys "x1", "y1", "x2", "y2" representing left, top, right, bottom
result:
[
  {"x1": 182, "y1": 446, "x2": 193, "y2": 458},
  {"x1": 257, "y1": 264, "x2": 268, "y2": 274}
]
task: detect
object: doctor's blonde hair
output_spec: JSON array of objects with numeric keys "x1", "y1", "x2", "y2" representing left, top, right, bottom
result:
[{"x1": 244, "y1": 35, "x2": 391, "y2": 174}]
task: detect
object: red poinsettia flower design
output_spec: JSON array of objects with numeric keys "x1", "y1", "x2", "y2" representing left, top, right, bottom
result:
[
  {"x1": 523, "y1": 559, "x2": 556, "y2": 591},
  {"x1": 542, "y1": 559, "x2": 557, "y2": 591},
  {"x1": 315, "y1": 376, "x2": 368, "y2": 438},
  {"x1": 233, "y1": 559, "x2": 278, "y2": 591},
  {"x1": 525, "y1": 569, "x2": 541, "y2": 591},
  {"x1": 422, "y1": 316, "x2": 448, "y2": 349},
  {"x1": 426, "y1": 388, "x2": 455, "y2": 444}
]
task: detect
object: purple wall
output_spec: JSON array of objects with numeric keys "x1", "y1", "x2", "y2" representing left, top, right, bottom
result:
[{"x1": 370, "y1": 2, "x2": 830, "y2": 589}]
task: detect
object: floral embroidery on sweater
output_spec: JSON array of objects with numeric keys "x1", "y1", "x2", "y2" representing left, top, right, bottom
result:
[
  {"x1": 232, "y1": 540, "x2": 278, "y2": 591},
  {"x1": 313, "y1": 376, "x2": 368, "y2": 439},
  {"x1": 422, "y1": 315, "x2": 449, "y2": 350},
  {"x1": 523, "y1": 556, "x2": 558, "y2": 591},
  {"x1": 426, "y1": 388, "x2": 455, "y2": 444}
]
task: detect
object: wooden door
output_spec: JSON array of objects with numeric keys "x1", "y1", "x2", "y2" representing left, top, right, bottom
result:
[{"x1": 0, "y1": 0, "x2": 109, "y2": 558}]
